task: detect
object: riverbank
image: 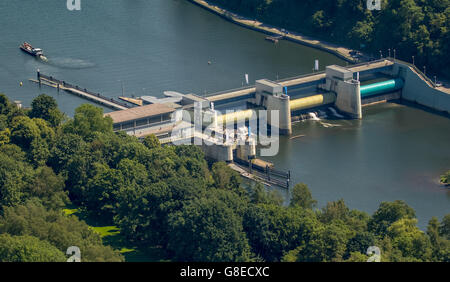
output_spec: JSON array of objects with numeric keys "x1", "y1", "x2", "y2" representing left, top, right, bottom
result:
[{"x1": 187, "y1": 0, "x2": 358, "y2": 63}]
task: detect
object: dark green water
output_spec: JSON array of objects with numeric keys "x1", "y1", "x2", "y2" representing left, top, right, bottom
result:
[
  {"x1": 0, "y1": 0, "x2": 343, "y2": 114},
  {"x1": 0, "y1": 0, "x2": 449, "y2": 228},
  {"x1": 264, "y1": 103, "x2": 450, "y2": 228}
]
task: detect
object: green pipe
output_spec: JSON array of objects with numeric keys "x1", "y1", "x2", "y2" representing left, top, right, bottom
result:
[{"x1": 360, "y1": 79, "x2": 404, "y2": 98}]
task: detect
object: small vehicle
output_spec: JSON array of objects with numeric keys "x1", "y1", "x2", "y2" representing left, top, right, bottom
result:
[{"x1": 19, "y1": 42, "x2": 47, "y2": 61}]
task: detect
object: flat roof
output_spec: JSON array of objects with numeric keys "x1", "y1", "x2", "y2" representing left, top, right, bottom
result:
[
  {"x1": 104, "y1": 104, "x2": 175, "y2": 124},
  {"x1": 256, "y1": 79, "x2": 281, "y2": 87},
  {"x1": 326, "y1": 65, "x2": 352, "y2": 73},
  {"x1": 183, "y1": 93, "x2": 208, "y2": 102}
]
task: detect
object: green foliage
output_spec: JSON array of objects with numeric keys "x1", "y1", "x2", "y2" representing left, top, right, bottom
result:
[
  {"x1": 167, "y1": 190, "x2": 251, "y2": 262},
  {"x1": 211, "y1": 162, "x2": 245, "y2": 197},
  {"x1": 290, "y1": 183, "x2": 317, "y2": 209},
  {"x1": 0, "y1": 94, "x2": 14, "y2": 116},
  {"x1": 29, "y1": 94, "x2": 64, "y2": 127},
  {"x1": 63, "y1": 104, "x2": 112, "y2": 140},
  {"x1": 440, "y1": 214, "x2": 450, "y2": 240},
  {"x1": 0, "y1": 151, "x2": 34, "y2": 207},
  {"x1": 208, "y1": 0, "x2": 450, "y2": 77},
  {"x1": 250, "y1": 183, "x2": 283, "y2": 206},
  {"x1": 244, "y1": 204, "x2": 318, "y2": 261},
  {"x1": 0, "y1": 234, "x2": 66, "y2": 262},
  {"x1": 368, "y1": 200, "x2": 416, "y2": 236},
  {"x1": 10, "y1": 116, "x2": 40, "y2": 150},
  {"x1": 142, "y1": 134, "x2": 160, "y2": 149},
  {"x1": 0, "y1": 201, "x2": 123, "y2": 262},
  {"x1": 440, "y1": 170, "x2": 450, "y2": 185},
  {"x1": 387, "y1": 218, "x2": 432, "y2": 261},
  {"x1": 0, "y1": 94, "x2": 447, "y2": 262}
]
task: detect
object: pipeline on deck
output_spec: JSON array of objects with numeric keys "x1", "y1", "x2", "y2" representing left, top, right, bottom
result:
[
  {"x1": 290, "y1": 93, "x2": 336, "y2": 112},
  {"x1": 360, "y1": 79, "x2": 404, "y2": 98},
  {"x1": 216, "y1": 109, "x2": 257, "y2": 124},
  {"x1": 213, "y1": 78, "x2": 404, "y2": 124}
]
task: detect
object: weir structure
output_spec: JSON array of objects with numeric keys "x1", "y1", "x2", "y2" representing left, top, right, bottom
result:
[
  {"x1": 47, "y1": 58, "x2": 446, "y2": 187},
  {"x1": 98, "y1": 58, "x2": 450, "y2": 147},
  {"x1": 195, "y1": 58, "x2": 450, "y2": 138}
]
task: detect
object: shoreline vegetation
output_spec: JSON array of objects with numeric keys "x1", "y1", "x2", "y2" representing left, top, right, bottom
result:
[
  {"x1": 187, "y1": 0, "x2": 358, "y2": 63},
  {"x1": 441, "y1": 171, "x2": 450, "y2": 187},
  {"x1": 0, "y1": 92, "x2": 449, "y2": 262},
  {"x1": 188, "y1": 0, "x2": 450, "y2": 81}
]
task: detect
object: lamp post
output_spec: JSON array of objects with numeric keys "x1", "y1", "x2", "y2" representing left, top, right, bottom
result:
[
  {"x1": 118, "y1": 80, "x2": 124, "y2": 96},
  {"x1": 393, "y1": 49, "x2": 396, "y2": 61}
]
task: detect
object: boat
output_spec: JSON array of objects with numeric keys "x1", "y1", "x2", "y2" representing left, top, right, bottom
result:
[
  {"x1": 19, "y1": 42, "x2": 47, "y2": 61},
  {"x1": 265, "y1": 35, "x2": 284, "y2": 43}
]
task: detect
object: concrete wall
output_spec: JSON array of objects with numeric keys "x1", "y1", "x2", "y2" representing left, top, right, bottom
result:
[
  {"x1": 264, "y1": 94, "x2": 292, "y2": 135},
  {"x1": 251, "y1": 80, "x2": 292, "y2": 135},
  {"x1": 334, "y1": 80, "x2": 362, "y2": 119},
  {"x1": 197, "y1": 137, "x2": 234, "y2": 162},
  {"x1": 393, "y1": 63, "x2": 450, "y2": 114}
]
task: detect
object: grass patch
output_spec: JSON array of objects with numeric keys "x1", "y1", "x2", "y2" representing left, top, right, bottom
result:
[{"x1": 63, "y1": 205, "x2": 168, "y2": 262}]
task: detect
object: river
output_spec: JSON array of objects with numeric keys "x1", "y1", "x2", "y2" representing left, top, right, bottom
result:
[{"x1": 0, "y1": 0, "x2": 448, "y2": 228}]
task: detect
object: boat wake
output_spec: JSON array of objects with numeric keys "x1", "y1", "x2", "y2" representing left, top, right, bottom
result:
[{"x1": 45, "y1": 57, "x2": 95, "y2": 69}]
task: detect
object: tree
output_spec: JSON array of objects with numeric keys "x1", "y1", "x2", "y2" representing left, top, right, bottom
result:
[
  {"x1": 441, "y1": 171, "x2": 450, "y2": 185},
  {"x1": 64, "y1": 104, "x2": 113, "y2": 140},
  {"x1": 250, "y1": 183, "x2": 283, "y2": 206},
  {"x1": 0, "y1": 94, "x2": 13, "y2": 116},
  {"x1": 167, "y1": 190, "x2": 251, "y2": 262},
  {"x1": 368, "y1": 200, "x2": 416, "y2": 236},
  {"x1": 211, "y1": 162, "x2": 245, "y2": 197},
  {"x1": 142, "y1": 134, "x2": 160, "y2": 149},
  {"x1": 84, "y1": 162, "x2": 124, "y2": 217},
  {"x1": 344, "y1": 232, "x2": 376, "y2": 259},
  {"x1": 387, "y1": 218, "x2": 432, "y2": 261},
  {"x1": 0, "y1": 234, "x2": 66, "y2": 262},
  {"x1": 440, "y1": 214, "x2": 450, "y2": 240},
  {"x1": 243, "y1": 204, "x2": 318, "y2": 261},
  {"x1": 28, "y1": 166, "x2": 69, "y2": 210},
  {"x1": 290, "y1": 183, "x2": 317, "y2": 209},
  {"x1": 0, "y1": 201, "x2": 123, "y2": 262},
  {"x1": 0, "y1": 152, "x2": 34, "y2": 207},
  {"x1": 10, "y1": 116, "x2": 40, "y2": 150},
  {"x1": 29, "y1": 94, "x2": 64, "y2": 127},
  {"x1": 48, "y1": 133, "x2": 87, "y2": 174},
  {"x1": 300, "y1": 222, "x2": 352, "y2": 262}
]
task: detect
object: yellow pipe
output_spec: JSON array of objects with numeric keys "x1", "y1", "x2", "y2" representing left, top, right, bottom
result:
[
  {"x1": 290, "y1": 93, "x2": 336, "y2": 112},
  {"x1": 217, "y1": 109, "x2": 256, "y2": 125}
]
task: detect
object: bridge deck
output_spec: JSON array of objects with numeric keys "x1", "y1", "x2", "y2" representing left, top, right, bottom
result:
[
  {"x1": 33, "y1": 74, "x2": 130, "y2": 111},
  {"x1": 206, "y1": 60, "x2": 395, "y2": 103}
]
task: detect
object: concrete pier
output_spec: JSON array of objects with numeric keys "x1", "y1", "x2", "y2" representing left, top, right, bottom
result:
[
  {"x1": 32, "y1": 72, "x2": 130, "y2": 110},
  {"x1": 250, "y1": 79, "x2": 292, "y2": 135}
]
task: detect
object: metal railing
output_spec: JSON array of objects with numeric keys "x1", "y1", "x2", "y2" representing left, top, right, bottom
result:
[{"x1": 38, "y1": 73, "x2": 131, "y2": 108}]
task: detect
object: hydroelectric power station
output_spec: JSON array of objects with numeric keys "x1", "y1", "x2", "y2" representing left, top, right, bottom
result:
[{"x1": 34, "y1": 58, "x2": 450, "y2": 186}]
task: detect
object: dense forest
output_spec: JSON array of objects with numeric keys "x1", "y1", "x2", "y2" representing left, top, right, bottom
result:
[
  {"x1": 206, "y1": 0, "x2": 450, "y2": 78},
  {"x1": 0, "y1": 93, "x2": 448, "y2": 262}
]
